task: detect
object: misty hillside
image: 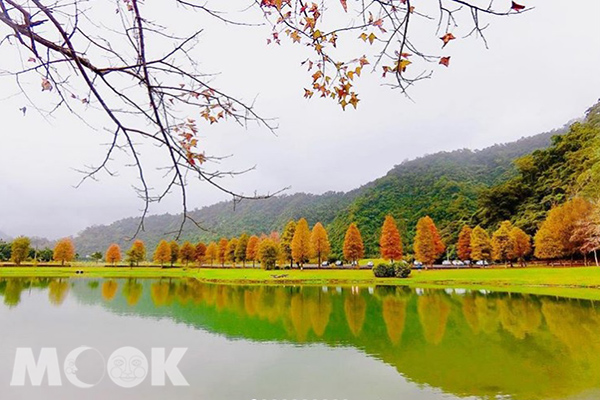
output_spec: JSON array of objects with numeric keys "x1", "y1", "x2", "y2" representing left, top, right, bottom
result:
[
  {"x1": 74, "y1": 127, "x2": 561, "y2": 257},
  {"x1": 326, "y1": 130, "x2": 561, "y2": 255}
]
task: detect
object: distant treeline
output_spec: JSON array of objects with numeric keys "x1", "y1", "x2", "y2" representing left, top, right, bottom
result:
[{"x1": 2, "y1": 194, "x2": 599, "y2": 269}]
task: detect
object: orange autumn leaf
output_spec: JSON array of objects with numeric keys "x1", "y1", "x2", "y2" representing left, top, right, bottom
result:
[
  {"x1": 439, "y1": 56, "x2": 451, "y2": 67},
  {"x1": 397, "y1": 59, "x2": 411, "y2": 72},
  {"x1": 290, "y1": 30, "x2": 301, "y2": 43},
  {"x1": 440, "y1": 32, "x2": 456, "y2": 48},
  {"x1": 348, "y1": 93, "x2": 359, "y2": 109}
]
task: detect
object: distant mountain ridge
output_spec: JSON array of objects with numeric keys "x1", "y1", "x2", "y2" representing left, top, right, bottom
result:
[{"x1": 74, "y1": 127, "x2": 563, "y2": 257}]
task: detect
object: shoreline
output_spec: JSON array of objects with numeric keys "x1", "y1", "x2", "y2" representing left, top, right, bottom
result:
[{"x1": 2, "y1": 265, "x2": 600, "y2": 300}]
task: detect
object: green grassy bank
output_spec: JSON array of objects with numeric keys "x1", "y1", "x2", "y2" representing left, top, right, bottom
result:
[{"x1": 2, "y1": 264, "x2": 600, "y2": 298}]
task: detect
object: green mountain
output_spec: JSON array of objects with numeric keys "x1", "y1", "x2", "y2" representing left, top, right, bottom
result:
[
  {"x1": 75, "y1": 191, "x2": 360, "y2": 257},
  {"x1": 327, "y1": 131, "x2": 562, "y2": 255},
  {"x1": 477, "y1": 102, "x2": 600, "y2": 234},
  {"x1": 75, "y1": 100, "x2": 600, "y2": 258},
  {"x1": 74, "y1": 126, "x2": 559, "y2": 257}
]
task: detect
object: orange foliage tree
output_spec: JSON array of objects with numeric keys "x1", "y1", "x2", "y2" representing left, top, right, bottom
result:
[
  {"x1": 343, "y1": 223, "x2": 364, "y2": 266},
  {"x1": 379, "y1": 215, "x2": 403, "y2": 262},
  {"x1": 126, "y1": 240, "x2": 146, "y2": 266},
  {"x1": 457, "y1": 225, "x2": 472, "y2": 261},
  {"x1": 310, "y1": 222, "x2": 331, "y2": 267},
  {"x1": 53, "y1": 238, "x2": 76, "y2": 266},
  {"x1": 195, "y1": 242, "x2": 207, "y2": 267},
  {"x1": 534, "y1": 198, "x2": 593, "y2": 261},
  {"x1": 280, "y1": 220, "x2": 297, "y2": 268},
  {"x1": 246, "y1": 236, "x2": 260, "y2": 268},
  {"x1": 169, "y1": 241, "x2": 180, "y2": 266},
  {"x1": 292, "y1": 218, "x2": 312, "y2": 267},
  {"x1": 414, "y1": 216, "x2": 445, "y2": 266},
  {"x1": 227, "y1": 238, "x2": 239, "y2": 266},
  {"x1": 105, "y1": 244, "x2": 122, "y2": 265},
  {"x1": 206, "y1": 242, "x2": 218, "y2": 266},
  {"x1": 179, "y1": 241, "x2": 196, "y2": 266},
  {"x1": 470, "y1": 225, "x2": 492, "y2": 262},
  {"x1": 153, "y1": 240, "x2": 171, "y2": 267},
  {"x1": 218, "y1": 238, "x2": 228, "y2": 267},
  {"x1": 491, "y1": 221, "x2": 515, "y2": 265},
  {"x1": 235, "y1": 234, "x2": 249, "y2": 267},
  {"x1": 510, "y1": 226, "x2": 532, "y2": 266}
]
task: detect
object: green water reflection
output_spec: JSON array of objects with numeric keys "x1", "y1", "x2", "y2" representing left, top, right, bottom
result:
[{"x1": 1, "y1": 277, "x2": 599, "y2": 400}]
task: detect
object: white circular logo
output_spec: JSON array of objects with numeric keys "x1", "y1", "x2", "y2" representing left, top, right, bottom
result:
[
  {"x1": 63, "y1": 346, "x2": 106, "y2": 388},
  {"x1": 107, "y1": 347, "x2": 148, "y2": 388}
]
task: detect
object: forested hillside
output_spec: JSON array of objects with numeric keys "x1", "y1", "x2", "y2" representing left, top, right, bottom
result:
[
  {"x1": 74, "y1": 121, "x2": 565, "y2": 257},
  {"x1": 327, "y1": 131, "x2": 560, "y2": 255},
  {"x1": 75, "y1": 191, "x2": 359, "y2": 257},
  {"x1": 477, "y1": 102, "x2": 600, "y2": 234}
]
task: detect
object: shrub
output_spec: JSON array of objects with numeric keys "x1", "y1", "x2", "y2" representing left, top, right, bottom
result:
[
  {"x1": 373, "y1": 263, "x2": 395, "y2": 278},
  {"x1": 394, "y1": 262, "x2": 412, "y2": 278},
  {"x1": 373, "y1": 262, "x2": 411, "y2": 278}
]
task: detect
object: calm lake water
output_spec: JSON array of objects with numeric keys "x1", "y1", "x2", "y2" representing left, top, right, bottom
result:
[{"x1": 0, "y1": 277, "x2": 599, "y2": 400}]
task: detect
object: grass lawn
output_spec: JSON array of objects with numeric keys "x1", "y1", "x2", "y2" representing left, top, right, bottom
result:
[
  {"x1": 2, "y1": 263, "x2": 600, "y2": 299},
  {"x1": 0, "y1": 263, "x2": 600, "y2": 300}
]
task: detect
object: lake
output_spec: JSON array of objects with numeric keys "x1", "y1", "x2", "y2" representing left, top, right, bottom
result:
[{"x1": 0, "y1": 277, "x2": 599, "y2": 400}]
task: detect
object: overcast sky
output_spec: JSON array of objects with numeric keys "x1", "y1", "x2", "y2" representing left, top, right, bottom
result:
[{"x1": 0, "y1": 0, "x2": 599, "y2": 239}]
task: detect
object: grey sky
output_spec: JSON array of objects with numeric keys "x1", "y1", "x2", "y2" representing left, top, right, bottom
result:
[{"x1": 0, "y1": 0, "x2": 599, "y2": 239}]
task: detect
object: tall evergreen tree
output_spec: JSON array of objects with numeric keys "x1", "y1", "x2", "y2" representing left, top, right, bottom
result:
[
  {"x1": 510, "y1": 227, "x2": 532, "y2": 267},
  {"x1": 105, "y1": 244, "x2": 122, "y2": 265},
  {"x1": 227, "y1": 238, "x2": 239, "y2": 267},
  {"x1": 491, "y1": 221, "x2": 515, "y2": 266},
  {"x1": 169, "y1": 241, "x2": 180, "y2": 266},
  {"x1": 457, "y1": 225, "x2": 472, "y2": 261},
  {"x1": 179, "y1": 241, "x2": 196, "y2": 266},
  {"x1": 379, "y1": 215, "x2": 403, "y2": 262},
  {"x1": 153, "y1": 240, "x2": 171, "y2": 267},
  {"x1": 280, "y1": 220, "x2": 297, "y2": 268},
  {"x1": 218, "y1": 238, "x2": 229, "y2": 267},
  {"x1": 343, "y1": 223, "x2": 364, "y2": 266},
  {"x1": 470, "y1": 225, "x2": 492, "y2": 262},
  {"x1": 292, "y1": 218, "x2": 311, "y2": 267},
  {"x1": 414, "y1": 216, "x2": 444, "y2": 266},
  {"x1": 246, "y1": 236, "x2": 260, "y2": 268},
  {"x1": 235, "y1": 234, "x2": 250, "y2": 267},
  {"x1": 311, "y1": 222, "x2": 331, "y2": 267}
]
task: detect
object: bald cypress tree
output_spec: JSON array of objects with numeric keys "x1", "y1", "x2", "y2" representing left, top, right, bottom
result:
[
  {"x1": 379, "y1": 215, "x2": 403, "y2": 262},
  {"x1": 343, "y1": 223, "x2": 364, "y2": 266},
  {"x1": 292, "y1": 218, "x2": 312, "y2": 268},
  {"x1": 311, "y1": 222, "x2": 331, "y2": 267}
]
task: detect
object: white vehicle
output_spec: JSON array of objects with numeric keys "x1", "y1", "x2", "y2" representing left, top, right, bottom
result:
[
  {"x1": 414, "y1": 261, "x2": 423, "y2": 267},
  {"x1": 367, "y1": 261, "x2": 374, "y2": 267},
  {"x1": 442, "y1": 260, "x2": 452, "y2": 265},
  {"x1": 335, "y1": 260, "x2": 343, "y2": 267},
  {"x1": 452, "y1": 260, "x2": 465, "y2": 266},
  {"x1": 321, "y1": 261, "x2": 330, "y2": 267},
  {"x1": 475, "y1": 260, "x2": 490, "y2": 266}
]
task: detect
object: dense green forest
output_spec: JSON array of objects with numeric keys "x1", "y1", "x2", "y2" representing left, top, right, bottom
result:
[
  {"x1": 477, "y1": 102, "x2": 600, "y2": 234},
  {"x1": 71, "y1": 101, "x2": 600, "y2": 258}
]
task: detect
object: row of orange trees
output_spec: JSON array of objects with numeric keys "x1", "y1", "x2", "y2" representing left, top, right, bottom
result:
[
  {"x1": 7, "y1": 237, "x2": 76, "y2": 266},
  {"x1": 7, "y1": 196, "x2": 592, "y2": 268},
  {"x1": 96, "y1": 197, "x2": 599, "y2": 268}
]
